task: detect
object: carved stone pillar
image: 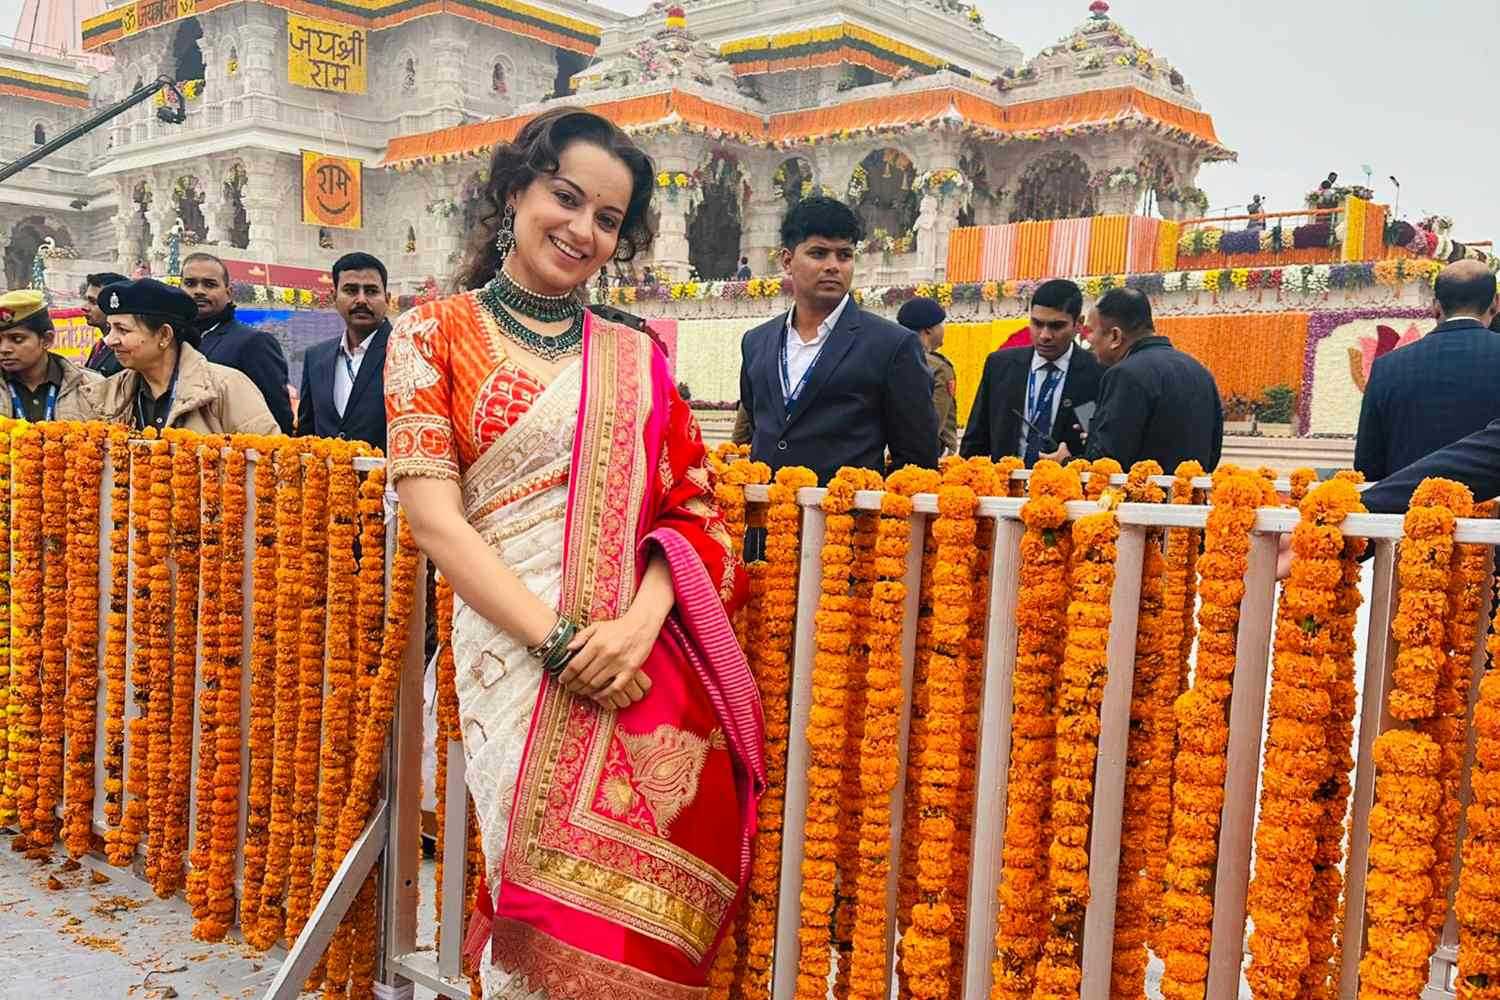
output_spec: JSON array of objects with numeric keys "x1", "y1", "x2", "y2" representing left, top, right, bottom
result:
[
  {"x1": 426, "y1": 34, "x2": 470, "y2": 127},
  {"x1": 200, "y1": 166, "x2": 229, "y2": 245},
  {"x1": 1095, "y1": 183, "x2": 1141, "y2": 216},
  {"x1": 741, "y1": 190, "x2": 784, "y2": 278},
  {"x1": 238, "y1": 16, "x2": 281, "y2": 97}
]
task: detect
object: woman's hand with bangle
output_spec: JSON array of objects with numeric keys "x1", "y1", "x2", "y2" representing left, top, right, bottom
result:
[{"x1": 559, "y1": 611, "x2": 659, "y2": 710}]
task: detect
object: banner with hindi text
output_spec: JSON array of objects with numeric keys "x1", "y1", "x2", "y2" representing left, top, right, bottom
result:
[
  {"x1": 287, "y1": 14, "x2": 368, "y2": 95},
  {"x1": 301, "y1": 151, "x2": 364, "y2": 230}
]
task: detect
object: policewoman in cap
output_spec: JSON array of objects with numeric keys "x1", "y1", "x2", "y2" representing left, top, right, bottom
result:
[
  {"x1": 896, "y1": 296, "x2": 958, "y2": 456},
  {"x1": 0, "y1": 289, "x2": 102, "y2": 422},
  {"x1": 82, "y1": 279, "x2": 281, "y2": 436}
]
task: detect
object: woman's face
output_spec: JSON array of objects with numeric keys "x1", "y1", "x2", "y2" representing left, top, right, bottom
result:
[
  {"x1": 105, "y1": 314, "x2": 171, "y2": 371},
  {"x1": 506, "y1": 141, "x2": 633, "y2": 295}
]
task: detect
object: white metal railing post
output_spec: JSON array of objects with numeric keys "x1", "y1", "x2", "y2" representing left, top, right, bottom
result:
[
  {"x1": 771, "y1": 490, "x2": 827, "y2": 999},
  {"x1": 438, "y1": 739, "x2": 468, "y2": 978},
  {"x1": 959, "y1": 516, "x2": 1025, "y2": 999},
  {"x1": 382, "y1": 540, "x2": 428, "y2": 986},
  {"x1": 1339, "y1": 540, "x2": 1399, "y2": 1000},
  {"x1": 1078, "y1": 524, "x2": 1148, "y2": 995},
  {"x1": 1204, "y1": 530, "x2": 1282, "y2": 999}
]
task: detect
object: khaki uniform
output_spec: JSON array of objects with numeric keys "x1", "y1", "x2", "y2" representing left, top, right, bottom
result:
[
  {"x1": 928, "y1": 349, "x2": 958, "y2": 456},
  {"x1": 0, "y1": 352, "x2": 102, "y2": 422},
  {"x1": 82, "y1": 341, "x2": 281, "y2": 436}
]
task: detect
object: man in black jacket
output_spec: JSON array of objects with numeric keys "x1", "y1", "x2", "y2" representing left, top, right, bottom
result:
[
  {"x1": 181, "y1": 252, "x2": 294, "y2": 434},
  {"x1": 960, "y1": 278, "x2": 1101, "y2": 465},
  {"x1": 83, "y1": 271, "x2": 129, "y2": 376},
  {"x1": 738, "y1": 197, "x2": 937, "y2": 484},
  {"x1": 1354, "y1": 260, "x2": 1500, "y2": 481},
  {"x1": 1084, "y1": 287, "x2": 1223, "y2": 471},
  {"x1": 295, "y1": 252, "x2": 390, "y2": 449}
]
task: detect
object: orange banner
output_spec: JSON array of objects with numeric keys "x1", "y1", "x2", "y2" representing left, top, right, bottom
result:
[{"x1": 300, "y1": 151, "x2": 363, "y2": 230}]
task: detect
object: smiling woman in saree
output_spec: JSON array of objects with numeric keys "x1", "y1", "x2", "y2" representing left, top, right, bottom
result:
[{"x1": 385, "y1": 108, "x2": 765, "y2": 1000}]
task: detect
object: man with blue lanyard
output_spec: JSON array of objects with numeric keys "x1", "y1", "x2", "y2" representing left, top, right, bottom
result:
[
  {"x1": 738, "y1": 197, "x2": 939, "y2": 484},
  {"x1": 0, "y1": 290, "x2": 101, "y2": 422}
]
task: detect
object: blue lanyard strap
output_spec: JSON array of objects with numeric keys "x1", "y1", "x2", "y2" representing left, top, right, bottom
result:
[
  {"x1": 1026, "y1": 364, "x2": 1058, "y2": 422},
  {"x1": 779, "y1": 326, "x2": 831, "y2": 413},
  {"x1": 341, "y1": 349, "x2": 358, "y2": 383},
  {"x1": 135, "y1": 364, "x2": 180, "y2": 431},
  {"x1": 8, "y1": 380, "x2": 57, "y2": 422}
]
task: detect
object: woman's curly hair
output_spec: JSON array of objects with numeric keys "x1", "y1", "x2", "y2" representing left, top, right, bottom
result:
[{"x1": 453, "y1": 107, "x2": 656, "y2": 292}]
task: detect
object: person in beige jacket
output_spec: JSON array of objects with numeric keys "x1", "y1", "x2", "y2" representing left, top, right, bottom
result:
[
  {"x1": 0, "y1": 289, "x2": 101, "y2": 421},
  {"x1": 81, "y1": 278, "x2": 280, "y2": 436}
]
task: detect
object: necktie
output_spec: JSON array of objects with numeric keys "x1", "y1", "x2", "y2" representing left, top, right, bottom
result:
[{"x1": 1024, "y1": 363, "x2": 1062, "y2": 466}]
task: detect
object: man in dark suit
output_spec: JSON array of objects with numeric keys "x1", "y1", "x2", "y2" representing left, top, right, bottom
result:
[
  {"x1": 181, "y1": 252, "x2": 294, "y2": 434},
  {"x1": 1084, "y1": 287, "x2": 1223, "y2": 471},
  {"x1": 295, "y1": 252, "x2": 390, "y2": 449},
  {"x1": 960, "y1": 278, "x2": 1102, "y2": 465},
  {"x1": 739, "y1": 196, "x2": 938, "y2": 484},
  {"x1": 1354, "y1": 260, "x2": 1500, "y2": 482},
  {"x1": 83, "y1": 271, "x2": 129, "y2": 376}
]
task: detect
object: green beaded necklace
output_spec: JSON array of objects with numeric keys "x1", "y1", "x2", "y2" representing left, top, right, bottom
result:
[{"x1": 478, "y1": 267, "x2": 584, "y2": 362}]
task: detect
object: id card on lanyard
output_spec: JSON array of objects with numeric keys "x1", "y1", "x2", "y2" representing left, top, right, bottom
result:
[{"x1": 8, "y1": 381, "x2": 56, "y2": 422}]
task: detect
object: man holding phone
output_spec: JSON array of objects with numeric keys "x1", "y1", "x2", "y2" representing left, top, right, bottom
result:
[{"x1": 960, "y1": 278, "x2": 1102, "y2": 465}]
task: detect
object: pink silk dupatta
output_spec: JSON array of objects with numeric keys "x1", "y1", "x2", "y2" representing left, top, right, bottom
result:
[{"x1": 481, "y1": 315, "x2": 765, "y2": 999}]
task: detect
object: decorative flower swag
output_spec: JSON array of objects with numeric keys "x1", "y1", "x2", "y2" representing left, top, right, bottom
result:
[{"x1": 1295, "y1": 306, "x2": 1433, "y2": 434}]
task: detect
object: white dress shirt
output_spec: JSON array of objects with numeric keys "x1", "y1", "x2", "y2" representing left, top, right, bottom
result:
[
  {"x1": 1017, "y1": 343, "x2": 1074, "y2": 456},
  {"x1": 781, "y1": 294, "x2": 850, "y2": 402},
  {"x1": 333, "y1": 329, "x2": 376, "y2": 418}
]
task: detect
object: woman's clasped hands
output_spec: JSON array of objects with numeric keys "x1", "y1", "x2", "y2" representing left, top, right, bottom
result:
[{"x1": 556, "y1": 612, "x2": 656, "y2": 710}]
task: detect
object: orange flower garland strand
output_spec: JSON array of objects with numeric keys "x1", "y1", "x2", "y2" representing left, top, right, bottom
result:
[
  {"x1": 7, "y1": 424, "x2": 42, "y2": 848},
  {"x1": 793, "y1": 468, "x2": 861, "y2": 998},
  {"x1": 1109, "y1": 461, "x2": 1166, "y2": 999},
  {"x1": 1359, "y1": 478, "x2": 1471, "y2": 1000},
  {"x1": 901, "y1": 460, "x2": 986, "y2": 1000},
  {"x1": 0, "y1": 422, "x2": 12, "y2": 830},
  {"x1": 1245, "y1": 479, "x2": 1364, "y2": 1000},
  {"x1": 101, "y1": 429, "x2": 130, "y2": 832},
  {"x1": 252, "y1": 444, "x2": 305, "y2": 948},
  {"x1": 33, "y1": 424, "x2": 69, "y2": 850},
  {"x1": 1425, "y1": 495, "x2": 1492, "y2": 937},
  {"x1": 62, "y1": 425, "x2": 104, "y2": 859},
  {"x1": 1158, "y1": 469, "x2": 1265, "y2": 1000},
  {"x1": 142, "y1": 440, "x2": 174, "y2": 882},
  {"x1": 239, "y1": 441, "x2": 280, "y2": 934},
  {"x1": 432, "y1": 576, "x2": 458, "y2": 949},
  {"x1": 188, "y1": 439, "x2": 224, "y2": 913},
  {"x1": 1033, "y1": 505, "x2": 1120, "y2": 1000},
  {"x1": 286, "y1": 445, "x2": 331, "y2": 941},
  {"x1": 847, "y1": 467, "x2": 938, "y2": 1000},
  {"x1": 106, "y1": 441, "x2": 152, "y2": 867},
  {"x1": 198, "y1": 445, "x2": 249, "y2": 942},
  {"x1": 737, "y1": 465, "x2": 816, "y2": 998},
  {"x1": 1456, "y1": 606, "x2": 1500, "y2": 998},
  {"x1": 989, "y1": 460, "x2": 1082, "y2": 1000}
]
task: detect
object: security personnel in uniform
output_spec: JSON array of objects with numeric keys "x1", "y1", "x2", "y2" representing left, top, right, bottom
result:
[
  {"x1": 83, "y1": 278, "x2": 280, "y2": 436},
  {"x1": 898, "y1": 296, "x2": 958, "y2": 456},
  {"x1": 0, "y1": 290, "x2": 101, "y2": 421}
]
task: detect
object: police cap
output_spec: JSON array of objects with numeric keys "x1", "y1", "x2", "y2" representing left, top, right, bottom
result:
[
  {"x1": 99, "y1": 278, "x2": 197, "y2": 329},
  {"x1": 896, "y1": 296, "x2": 946, "y2": 333},
  {"x1": 0, "y1": 289, "x2": 51, "y2": 335}
]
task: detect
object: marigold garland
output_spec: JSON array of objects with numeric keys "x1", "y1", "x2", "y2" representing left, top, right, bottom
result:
[
  {"x1": 239, "y1": 440, "x2": 280, "y2": 935},
  {"x1": 1388, "y1": 479, "x2": 1470, "y2": 723},
  {"x1": 794, "y1": 468, "x2": 861, "y2": 998},
  {"x1": 198, "y1": 445, "x2": 248, "y2": 942},
  {"x1": 1245, "y1": 478, "x2": 1363, "y2": 1000},
  {"x1": 252, "y1": 444, "x2": 305, "y2": 948},
  {"x1": 848, "y1": 467, "x2": 938, "y2": 1000},
  {"x1": 1110, "y1": 461, "x2": 1166, "y2": 999},
  {"x1": 1424, "y1": 491, "x2": 1490, "y2": 938},
  {"x1": 898, "y1": 517, "x2": 938, "y2": 965},
  {"x1": 101, "y1": 428, "x2": 130, "y2": 832},
  {"x1": 989, "y1": 460, "x2": 1082, "y2": 1000},
  {"x1": 1289, "y1": 468, "x2": 1317, "y2": 506},
  {"x1": 0, "y1": 422, "x2": 13, "y2": 829},
  {"x1": 1456, "y1": 605, "x2": 1500, "y2": 999},
  {"x1": 432, "y1": 575, "x2": 458, "y2": 953},
  {"x1": 7, "y1": 424, "x2": 42, "y2": 848},
  {"x1": 33, "y1": 424, "x2": 69, "y2": 851},
  {"x1": 901, "y1": 460, "x2": 986, "y2": 1000},
  {"x1": 286, "y1": 444, "x2": 331, "y2": 942},
  {"x1": 142, "y1": 440, "x2": 174, "y2": 883},
  {"x1": 736, "y1": 465, "x2": 815, "y2": 998},
  {"x1": 1158, "y1": 469, "x2": 1264, "y2": 1000},
  {"x1": 106, "y1": 440, "x2": 153, "y2": 867},
  {"x1": 62, "y1": 425, "x2": 104, "y2": 859},
  {"x1": 188, "y1": 438, "x2": 224, "y2": 914},
  {"x1": 1034, "y1": 506, "x2": 1119, "y2": 1000}
]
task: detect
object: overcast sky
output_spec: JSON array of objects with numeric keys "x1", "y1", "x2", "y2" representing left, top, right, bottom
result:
[{"x1": 6, "y1": 0, "x2": 1498, "y2": 243}]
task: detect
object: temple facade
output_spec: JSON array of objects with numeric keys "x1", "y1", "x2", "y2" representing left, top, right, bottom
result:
[{"x1": 2, "y1": 0, "x2": 1231, "y2": 301}]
